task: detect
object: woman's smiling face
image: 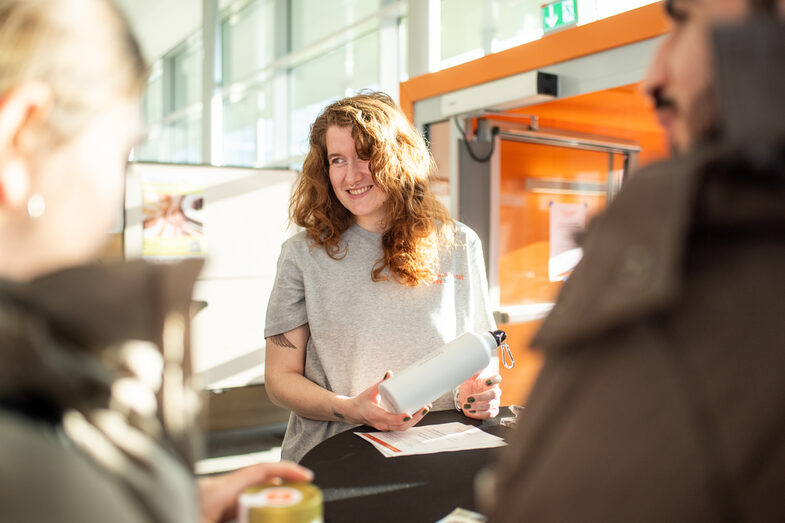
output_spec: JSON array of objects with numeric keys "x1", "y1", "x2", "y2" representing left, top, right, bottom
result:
[{"x1": 326, "y1": 125, "x2": 389, "y2": 233}]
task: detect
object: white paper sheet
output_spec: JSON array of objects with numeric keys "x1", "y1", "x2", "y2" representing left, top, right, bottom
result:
[
  {"x1": 355, "y1": 422, "x2": 506, "y2": 458},
  {"x1": 435, "y1": 507, "x2": 486, "y2": 522},
  {"x1": 548, "y1": 201, "x2": 587, "y2": 282}
]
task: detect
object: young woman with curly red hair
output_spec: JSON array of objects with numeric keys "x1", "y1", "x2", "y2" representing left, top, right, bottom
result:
[{"x1": 264, "y1": 92, "x2": 502, "y2": 462}]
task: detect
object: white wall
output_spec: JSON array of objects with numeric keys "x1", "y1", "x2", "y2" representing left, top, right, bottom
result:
[{"x1": 124, "y1": 163, "x2": 298, "y2": 390}]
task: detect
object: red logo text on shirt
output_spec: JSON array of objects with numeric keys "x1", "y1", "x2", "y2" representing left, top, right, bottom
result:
[{"x1": 433, "y1": 272, "x2": 464, "y2": 285}]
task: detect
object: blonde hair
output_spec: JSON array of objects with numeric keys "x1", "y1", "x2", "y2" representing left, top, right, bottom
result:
[
  {"x1": 0, "y1": 0, "x2": 147, "y2": 142},
  {"x1": 291, "y1": 91, "x2": 454, "y2": 286}
]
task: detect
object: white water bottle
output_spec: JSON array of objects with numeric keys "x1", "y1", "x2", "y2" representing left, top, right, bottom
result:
[{"x1": 378, "y1": 330, "x2": 507, "y2": 414}]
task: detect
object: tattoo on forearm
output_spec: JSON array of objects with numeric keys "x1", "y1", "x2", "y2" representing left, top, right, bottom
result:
[
  {"x1": 332, "y1": 409, "x2": 345, "y2": 420},
  {"x1": 267, "y1": 334, "x2": 296, "y2": 349}
]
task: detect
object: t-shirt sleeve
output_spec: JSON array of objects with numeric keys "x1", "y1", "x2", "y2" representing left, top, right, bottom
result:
[
  {"x1": 467, "y1": 230, "x2": 498, "y2": 333},
  {"x1": 264, "y1": 239, "x2": 308, "y2": 338}
]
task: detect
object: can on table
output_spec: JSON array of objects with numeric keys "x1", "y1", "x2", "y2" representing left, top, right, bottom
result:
[{"x1": 238, "y1": 482, "x2": 323, "y2": 523}]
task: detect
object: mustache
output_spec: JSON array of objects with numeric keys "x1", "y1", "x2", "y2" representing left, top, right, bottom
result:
[{"x1": 652, "y1": 89, "x2": 677, "y2": 111}]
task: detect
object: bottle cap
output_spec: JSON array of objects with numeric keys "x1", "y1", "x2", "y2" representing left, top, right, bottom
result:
[{"x1": 490, "y1": 330, "x2": 507, "y2": 346}]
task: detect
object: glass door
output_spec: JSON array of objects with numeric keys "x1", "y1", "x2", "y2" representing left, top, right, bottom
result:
[{"x1": 490, "y1": 128, "x2": 639, "y2": 404}]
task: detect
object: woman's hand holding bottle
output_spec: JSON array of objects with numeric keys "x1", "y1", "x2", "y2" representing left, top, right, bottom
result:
[
  {"x1": 458, "y1": 370, "x2": 502, "y2": 420},
  {"x1": 340, "y1": 371, "x2": 432, "y2": 431}
]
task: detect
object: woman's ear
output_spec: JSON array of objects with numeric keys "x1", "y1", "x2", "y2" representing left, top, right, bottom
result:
[
  {"x1": 0, "y1": 82, "x2": 53, "y2": 209},
  {"x1": 0, "y1": 158, "x2": 31, "y2": 208}
]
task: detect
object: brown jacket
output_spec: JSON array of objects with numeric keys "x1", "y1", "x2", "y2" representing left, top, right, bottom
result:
[
  {"x1": 0, "y1": 260, "x2": 204, "y2": 523},
  {"x1": 491, "y1": 19, "x2": 785, "y2": 523},
  {"x1": 491, "y1": 143, "x2": 785, "y2": 522}
]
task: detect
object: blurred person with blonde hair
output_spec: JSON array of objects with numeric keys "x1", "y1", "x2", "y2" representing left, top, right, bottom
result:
[
  {"x1": 264, "y1": 92, "x2": 501, "y2": 462},
  {"x1": 0, "y1": 1, "x2": 310, "y2": 521}
]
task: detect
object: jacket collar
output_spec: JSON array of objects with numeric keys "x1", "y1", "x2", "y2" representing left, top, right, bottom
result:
[
  {"x1": 0, "y1": 259, "x2": 203, "y2": 414},
  {"x1": 0, "y1": 259, "x2": 203, "y2": 352}
]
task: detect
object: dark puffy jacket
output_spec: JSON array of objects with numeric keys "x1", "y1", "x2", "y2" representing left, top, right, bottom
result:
[{"x1": 0, "y1": 260, "x2": 204, "y2": 523}]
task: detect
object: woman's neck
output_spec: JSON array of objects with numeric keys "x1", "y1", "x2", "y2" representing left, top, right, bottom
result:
[{"x1": 354, "y1": 216, "x2": 387, "y2": 234}]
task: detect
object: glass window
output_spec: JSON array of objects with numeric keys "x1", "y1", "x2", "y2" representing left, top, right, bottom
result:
[
  {"x1": 591, "y1": 0, "x2": 659, "y2": 20},
  {"x1": 222, "y1": 0, "x2": 275, "y2": 85},
  {"x1": 143, "y1": 62, "x2": 164, "y2": 127},
  {"x1": 169, "y1": 115, "x2": 202, "y2": 164},
  {"x1": 491, "y1": 0, "x2": 542, "y2": 53},
  {"x1": 291, "y1": 0, "x2": 380, "y2": 51},
  {"x1": 222, "y1": 82, "x2": 274, "y2": 166},
  {"x1": 134, "y1": 127, "x2": 167, "y2": 162},
  {"x1": 136, "y1": 62, "x2": 166, "y2": 162},
  {"x1": 440, "y1": 0, "x2": 484, "y2": 70},
  {"x1": 438, "y1": 0, "x2": 660, "y2": 71},
  {"x1": 289, "y1": 30, "x2": 380, "y2": 158},
  {"x1": 171, "y1": 39, "x2": 203, "y2": 112},
  {"x1": 398, "y1": 15, "x2": 408, "y2": 82},
  {"x1": 440, "y1": 0, "x2": 541, "y2": 69}
]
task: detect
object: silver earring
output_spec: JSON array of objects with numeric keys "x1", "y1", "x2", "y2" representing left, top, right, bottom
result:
[{"x1": 27, "y1": 193, "x2": 46, "y2": 219}]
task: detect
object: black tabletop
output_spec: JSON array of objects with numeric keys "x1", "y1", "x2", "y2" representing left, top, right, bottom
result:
[{"x1": 300, "y1": 408, "x2": 513, "y2": 523}]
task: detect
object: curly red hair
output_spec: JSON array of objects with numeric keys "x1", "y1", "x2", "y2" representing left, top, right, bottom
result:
[{"x1": 291, "y1": 91, "x2": 454, "y2": 286}]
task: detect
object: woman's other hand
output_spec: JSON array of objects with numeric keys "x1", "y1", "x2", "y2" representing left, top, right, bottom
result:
[
  {"x1": 198, "y1": 461, "x2": 313, "y2": 523},
  {"x1": 342, "y1": 371, "x2": 432, "y2": 432},
  {"x1": 458, "y1": 372, "x2": 502, "y2": 420}
]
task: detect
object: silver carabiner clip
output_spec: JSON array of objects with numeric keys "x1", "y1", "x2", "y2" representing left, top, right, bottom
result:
[{"x1": 500, "y1": 341, "x2": 515, "y2": 369}]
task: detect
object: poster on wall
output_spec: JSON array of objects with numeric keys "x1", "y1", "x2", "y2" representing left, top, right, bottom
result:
[
  {"x1": 142, "y1": 182, "x2": 206, "y2": 259},
  {"x1": 125, "y1": 163, "x2": 299, "y2": 389},
  {"x1": 548, "y1": 201, "x2": 587, "y2": 282}
]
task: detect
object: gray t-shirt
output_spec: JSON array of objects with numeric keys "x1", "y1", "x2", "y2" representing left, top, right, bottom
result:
[{"x1": 264, "y1": 221, "x2": 496, "y2": 462}]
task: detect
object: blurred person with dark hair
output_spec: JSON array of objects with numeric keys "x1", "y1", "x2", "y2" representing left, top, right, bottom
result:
[
  {"x1": 489, "y1": 1, "x2": 785, "y2": 521},
  {"x1": 0, "y1": 1, "x2": 310, "y2": 521}
]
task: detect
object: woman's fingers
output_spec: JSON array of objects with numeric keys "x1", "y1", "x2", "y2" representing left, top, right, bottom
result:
[
  {"x1": 462, "y1": 381, "x2": 501, "y2": 418},
  {"x1": 465, "y1": 397, "x2": 501, "y2": 414},
  {"x1": 236, "y1": 461, "x2": 314, "y2": 485},
  {"x1": 464, "y1": 406, "x2": 500, "y2": 420},
  {"x1": 395, "y1": 404, "x2": 431, "y2": 430},
  {"x1": 198, "y1": 462, "x2": 314, "y2": 523},
  {"x1": 459, "y1": 374, "x2": 503, "y2": 417},
  {"x1": 480, "y1": 374, "x2": 502, "y2": 387},
  {"x1": 361, "y1": 371, "x2": 433, "y2": 431},
  {"x1": 373, "y1": 402, "x2": 432, "y2": 431},
  {"x1": 464, "y1": 386, "x2": 501, "y2": 405}
]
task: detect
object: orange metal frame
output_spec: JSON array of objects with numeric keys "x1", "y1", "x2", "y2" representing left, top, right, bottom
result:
[{"x1": 399, "y1": 2, "x2": 669, "y2": 121}]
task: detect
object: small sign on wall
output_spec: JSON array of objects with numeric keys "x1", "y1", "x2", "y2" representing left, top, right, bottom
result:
[
  {"x1": 542, "y1": 0, "x2": 578, "y2": 33},
  {"x1": 548, "y1": 201, "x2": 587, "y2": 282}
]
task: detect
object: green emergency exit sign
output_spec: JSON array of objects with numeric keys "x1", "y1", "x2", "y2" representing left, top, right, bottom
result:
[{"x1": 542, "y1": 0, "x2": 578, "y2": 32}]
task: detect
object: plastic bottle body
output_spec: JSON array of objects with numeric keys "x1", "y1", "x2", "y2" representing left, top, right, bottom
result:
[{"x1": 378, "y1": 331, "x2": 498, "y2": 414}]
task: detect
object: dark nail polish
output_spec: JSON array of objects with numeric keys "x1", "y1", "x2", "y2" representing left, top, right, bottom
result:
[
  {"x1": 422, "y1": 408, "x2": 429, "y2": 415},
  {"x1": 403, "y1": 416, "x2": 411, "y2": 422},
  {"x1": 464, "y1": 403, "x2": 471, "y2": 410},
  {"x1": 383, "y1": 372, "x2": 388, "y2": 380},
  {"x1": 470, "y1": 410, "x2": 476, "y2": 414},
  {"x1": 468, "y1": 397, "x2": 475, "y2": 403},
  {"x1": 486, "y1": 379, "x2": 493, "y2": 386}
]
